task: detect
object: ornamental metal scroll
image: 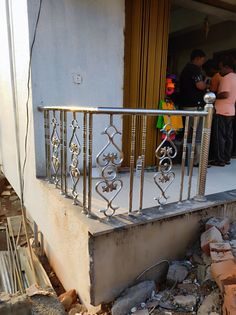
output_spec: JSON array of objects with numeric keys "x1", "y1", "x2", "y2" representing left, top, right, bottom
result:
[
  {"x1": 154, "y1": 121, "x2": 177, "y2": 207},
  {"x1": 50, "y1": 112, "x2": 61, "y2": 187},
  {"x1": 95, "y1": 115, "x2": 124, "y2": 218},
  {"x1": 69, "y1": 118, "x2": 82, "y2": 205}
]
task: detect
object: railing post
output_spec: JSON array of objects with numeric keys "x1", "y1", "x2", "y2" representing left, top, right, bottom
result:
[{"x1": 195, "y1": 92, "x2": 216, "y2": 201}]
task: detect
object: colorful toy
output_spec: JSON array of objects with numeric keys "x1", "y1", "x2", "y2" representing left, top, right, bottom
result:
[{"x1": 157, "y1": 75, "x2": 183, "y2": 139}]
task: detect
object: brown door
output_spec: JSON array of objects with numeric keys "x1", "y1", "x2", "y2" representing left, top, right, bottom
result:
[{"x1": 123, "y1": 0, "x2": 170, "y2": 166}]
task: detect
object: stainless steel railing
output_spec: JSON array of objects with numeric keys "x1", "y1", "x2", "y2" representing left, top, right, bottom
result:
[{"x1": 38, "y1": 92, "x2": 215, "y2": 219}]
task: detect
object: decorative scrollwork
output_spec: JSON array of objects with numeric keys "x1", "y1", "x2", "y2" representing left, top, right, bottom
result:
[
  {"x1": 95, "y1": 116, "x2": 124, "y2": 218},
  {"x1": 154, "y1": 122, "x2": 177, "y2": 206},
  {"x1": 69, "y1": 118, "x2": 82, "y2": 204},
  {"x1": 50, "y1": 114, "x2": 61, "y2": 187}
]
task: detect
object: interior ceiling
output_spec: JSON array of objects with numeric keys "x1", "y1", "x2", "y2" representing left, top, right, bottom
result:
[{"x1": 171, "y1": 0, "x2": 236, "y2": 35}]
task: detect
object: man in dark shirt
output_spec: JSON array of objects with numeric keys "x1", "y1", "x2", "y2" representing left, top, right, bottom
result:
[
  {"x1": 179, "y1": 49, "x2": 207, "y2": 166},
  {"x1": 180, "y1": 49, "x2": 207, "y2": 107}
]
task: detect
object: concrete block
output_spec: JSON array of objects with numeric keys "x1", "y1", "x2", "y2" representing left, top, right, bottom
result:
[
  {"x1": 210, "y1": 251, "x2": 234, "y2": 263},
  {"x1": 111, "y1": 280, "x2": 155, "y2": 315},
  {"x1": 201, "y1": 226, "x2": 223, "y2": 255},
  {"x1": 211, "y1": 260, "x2": 236, "y2": 292},
  {"x1": 206, "y1": 217, "x2": 230, "y2": 235}
]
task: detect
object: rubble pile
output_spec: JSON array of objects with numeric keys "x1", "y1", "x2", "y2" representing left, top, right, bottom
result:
[{"x1": 110, "y1": 216, "x2": 236, "y2": 315}]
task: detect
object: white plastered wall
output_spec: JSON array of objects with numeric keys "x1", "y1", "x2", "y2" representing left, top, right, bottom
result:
[
  {"x1": 0, "y1": 0, "x2": 125, "y2": 305},
  {"x1": 28, "y1": 0, "x2": 125, "y2": 175}
]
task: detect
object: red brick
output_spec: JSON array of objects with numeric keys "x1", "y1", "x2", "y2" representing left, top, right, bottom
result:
[
  {"x1": 210, "y1": 242, "x2": 232, "y2": 253},
  {"x1": 206, "y1": 217, "x2": 230, "y2": 235},
  {"x1": 201, "y1": 226, "x2": 223, "y2": 255},
  {"x1": 223, "y1": 284, "x2": 236, "y2": 315},
  {"x1": 210, "y1": 251, "x2": 234, "y2": 263},
  {"x1": 211, "y1": 260, "x2": 236, "y2": 292}
]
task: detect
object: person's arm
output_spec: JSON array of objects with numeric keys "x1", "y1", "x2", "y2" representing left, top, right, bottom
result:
[
  {"x1": 196, "y1": 81, "x2": 207, "y2": 90},
  {"x1": 210, "y1": 73, "x2": 221, "y2": 93},
  {"x1": 193, "y1": 73, "x2": 206, "y2": 90},
  {"x1": 216, "y1": 91, "x2": 229, "y2": 99}
]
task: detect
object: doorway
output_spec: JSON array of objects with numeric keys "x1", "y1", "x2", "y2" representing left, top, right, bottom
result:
[{"x1": 122, "y1": 0, "x2": 171, "y2": 167}]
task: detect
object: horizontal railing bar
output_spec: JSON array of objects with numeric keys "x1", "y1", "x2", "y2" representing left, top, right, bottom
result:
[{"x1": 38, "y1": 106, "x2": 208, "y2": 117}]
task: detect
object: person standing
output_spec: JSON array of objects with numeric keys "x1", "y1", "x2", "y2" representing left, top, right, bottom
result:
[
  {"x1": 179, "y1": 49, "x2": 207, "y2": 166},
  {"x1": 212, "y1": 56, "x2": 236, "y2": 166},
  {"x1": 202, "y1": 59, "x2": 222, "y2": 163}
]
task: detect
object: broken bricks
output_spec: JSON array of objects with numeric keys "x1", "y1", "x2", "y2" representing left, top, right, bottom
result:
[
  {"x1": 206, "y1": 217, "x2": 230, "y2": 236},
  {"x1": 210, "y1": 242, "x2": 232, "y2": 253},
  {"x1": 201, "y1": 226, "x2": 223, "y2": 255},
  {"x1": 223, "y1": 284, "x2": 236, "y2": 315},
  {"x1": 210, "y1": 251, "x2": 234, "y2": 263},
  {"x1": 59, "y1": 289, "x2": 77, "y2": 312},
  {"x1": 211, "y1": 259, "x2": 236, "y2": 292}
]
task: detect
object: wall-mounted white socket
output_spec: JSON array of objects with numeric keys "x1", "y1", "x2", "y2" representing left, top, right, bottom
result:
[{"x1": 72, "y1": 73, "x2": 83, "y2": 85}]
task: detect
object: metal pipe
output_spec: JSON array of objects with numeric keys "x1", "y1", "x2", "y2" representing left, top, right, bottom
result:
[
  {"x1": 63, "y1": 111, "x2": 68, "y2": 196},
  {"x1": 38, "y1": 106, "x2": 208, "y2": 117},
  {"x1": 139, "y1": 116, "x2": 147, "y2": 213},
  {"x1": 46, "y1": 110, "x2": 51, "y2": 181},
  {"x1": 195, "y1": 92, "x2": 215, "y2": 201},
  {"x1": 87, "y1": 113, "x2": 93, "y2": 217},
  {"x1": 179, "y1": 116, "x2": 189, "y2": 202},
  {"x1": 129, "y1": 115, "x2": 136, "y2": 213},
  {"x1": 187, "y1": 116, "x2": 198, "y2": 200},
  {"x1": 60, "y1": 111, "x2": 64, "y2": 194},
  {"x1": 82, "y1": 113, "x2": 88, "y2": 214},
  {"x1": 44, "y1": 111, "x2": 48, "y2": 179}
]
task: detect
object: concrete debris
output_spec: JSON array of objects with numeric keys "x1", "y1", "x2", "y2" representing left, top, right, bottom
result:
[
  {"x1": 192, "y1": 252, "x2": 204, "y2": 265},
  {"x1": 197, "y1": 291, "x2": 221, "y2": 315},
  {"x1": 58, "y1": 289, "x2": 77, "y2": 312},
  {"x1": 229, "y1": 222, "x2": 236, "y2": 239},
  {"x1": 132, "y1": 310, "x2": 149, "y2": 315},
  {"x1": 114, "y1": 217, "x2": 236, "y2": 315},
  {"x1": 0, "y1": 292, "x2": 31, "y2": 315},
  {"x1": 130, "y1": 307, "x2": 137, "y2": 313},
  {"x1": 206, "y1": 217, "x2": 230, "y2": 236},
  {"x1": 201, "y1": 226, "x2": 223, "y2": 255},
  {"x1": 177, "y1": 282, "x2": 199, "y2": 294},
  {"x1": 166, "y1": 263, "x2": 189, "y2": 283},
  {"x1": 1, "y1": 190, "x2": 11, "y2": 196},
  {"x1": 0, "y1": 291, "x2": 66, "y2": 315},
  {"x1": 26, "y1": 283, "x2": 54, "y2": 297},
  {"x1": 146, "y1": 299, "x2": 159, "y2": 308},
  {"x1": 111, "y1": 280, "x2": 155, "y2": 315},
  {"x1": 68, "y1": 303, "x2": 87, "y2": 315},
  {"x1": 202, "y1": 252, "x2": 212, "y2": 266},
  {"x1": 173, "y1": 294, "x2": 197, "y2": 308}
]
